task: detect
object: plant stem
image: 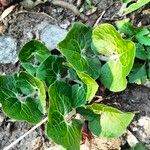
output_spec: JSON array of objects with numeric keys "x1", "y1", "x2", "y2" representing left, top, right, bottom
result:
[{"x1": 3, "y1": 117, "x2": 48, "y2": 150}]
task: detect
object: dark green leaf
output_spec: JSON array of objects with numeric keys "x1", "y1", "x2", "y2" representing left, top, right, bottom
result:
[
  {"x1": 19, "y1": 40, "x2": 50, "y2": 75},
  {"x1": 135, "y1": 28, "x2": 150, "y2": 46},
  {"x1": 129, "y1": 63, "x2": 147, "y2": 84},
  {"x1": 46, "y1": 81, "x2": 86, "y2": 149},
  {"x1": 58, "y1": 22, "x2": 101, "y2": 79},
  {"x1": 146, "y1": 46, "x2": 150, "y2": 60},
  {"x1": 47, "y1": 111, "x2": 82, "y2": 150},
  {"x1": 0, "y1": 72, "x2": 46, "y2": 124},
  {"x1": 116, "y1": 19, "x2": 136, "y2": 36},
  {"x1": 135, "y1": 43, "x2": 147, "y2": 60},
  {"x1": 36, "y1": 55, "x2": 67, "y2": 87}
]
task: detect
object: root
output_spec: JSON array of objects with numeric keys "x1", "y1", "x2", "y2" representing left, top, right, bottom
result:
[{"x1": 52, "y1": 0, "x2": 88, "y2": 21}]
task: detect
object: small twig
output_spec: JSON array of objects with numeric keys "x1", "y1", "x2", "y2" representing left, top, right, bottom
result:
[
  {"x1": 3, "y1": 109, "x2": 77, "y2": 150},
  {"x1": 52, "y1": 0, "x2": 88, "y2": 21},
  {"x1": 3, "y1": 117, "x2": 48, "y2": 150},
  {"x1": 93, "y1": 2, "x2": 116, "y2": 27},
  {"x1": 93, "y1": 10, "x2": 106, "y2": 27}
]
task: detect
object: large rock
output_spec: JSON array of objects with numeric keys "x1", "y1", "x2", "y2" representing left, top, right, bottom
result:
[
  {"x1": 7, "y1": 12, "x2": 68, "y2": 51},
  {"x1": 0, "y1": 36, "x2": 17, "y2": 64},
  {"x1": 40, "y1": 25, "x2": 67, "y2": 50}
]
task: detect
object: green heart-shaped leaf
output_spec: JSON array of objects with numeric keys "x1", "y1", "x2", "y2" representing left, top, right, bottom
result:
[
  {"x1": 0, "y1": 72, "x2": 46, "y2": 124},
  {"x1": 36, "y1": 55, "x2": 67, "y2": 87},
  {"x1": 77, "y1": 104, "x2": 134, "y2": 138},
  {"x1": 58, "y1": 22, "x2": 101, "y2": 79},
  {"x1": 46, "y1": 80, "x2": 86, "y2": 149},
  {"x1": 19, "y1": 40, "x2": 51, "y2": 75},
  {"x1": 92, "y1": 23, "x2": 135, "y2": 91}
]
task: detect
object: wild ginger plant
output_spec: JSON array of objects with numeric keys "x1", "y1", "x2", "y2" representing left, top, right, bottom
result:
[{"x1": 0, "y1": 22, "x2": 135, "y2": 149}]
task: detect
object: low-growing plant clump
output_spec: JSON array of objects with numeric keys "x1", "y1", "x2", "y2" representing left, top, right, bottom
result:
[
  {"x1": 116, "y1": 18, "x2": 150, "y2": 84},
  {"x1": 0, "y1": 21, "x2": 149, "y2": 149}
]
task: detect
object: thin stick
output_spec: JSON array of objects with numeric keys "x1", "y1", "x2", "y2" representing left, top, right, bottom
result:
[
  {"x1": 93, "y1": 2, "x2": 116, "y2": 27},
  {"x1": 3, "y1": 117, "x2": 48, "y2": 150},
  {"x1": 93, "y1": 10, "x2": 106, "y2": 27},
  {"x1": 52, "y1": 0, "x2": 88, "y2": 21}
]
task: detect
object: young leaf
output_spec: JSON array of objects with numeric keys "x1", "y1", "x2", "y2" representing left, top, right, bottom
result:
[
  {"x1": 116, "y1": 18, "x2": 136, "y2": 36},
  {"x1": 129, "y1": 63, "x2": 147, "y2": 84},
  {"x1": 122, "y1": 0, "x2": 150, "y2": 15},
  {"x1": 135, "y1": 43, "x2": 147, "y2": 60},
  {"x1": 77, "y1": 104, "x2": 134, "y2": 138},
  {"x1": 135, "y1": 28, "x2": 150, "y2": 46},
  {"x1": 92, "y1": 23, "x2": 135, "y2": 92},
  {"x1": 0, "y1": 72, "x2": 46, "y2": 124},
  {"x1": 36, "y1": 55, "x2": 67, "y2": 87},
  {"x1": 58, "y1": 22, "x2": 101, "y2": 79},
  {"x1": 19, "y1": 40, "x2": 50, "y2": 75},
  {"x1": 46, "y1": 81, "x2": 86, "y2": 149}
]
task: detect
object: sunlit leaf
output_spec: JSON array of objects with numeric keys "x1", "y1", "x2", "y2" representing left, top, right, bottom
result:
[
  {"x1": 77, "y1": 104, "x2": 134, "y2": 138},
  {"x1": 92, "y1": 23, "x2": 135, "y2": 91}
]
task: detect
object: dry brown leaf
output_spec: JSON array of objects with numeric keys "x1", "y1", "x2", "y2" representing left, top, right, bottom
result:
[{"x1": 0, "y1": 4, "x2": 17, "y2": 21}]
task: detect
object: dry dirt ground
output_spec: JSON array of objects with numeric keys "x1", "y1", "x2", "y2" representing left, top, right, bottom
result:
[{"x1": 0, "y1": 0, "x2": 150, "y2": 150}]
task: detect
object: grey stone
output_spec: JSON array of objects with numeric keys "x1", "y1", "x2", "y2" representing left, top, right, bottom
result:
[
  {"x1": 137, "y1": 116, "x2": 150, "y2": 142},
  {"x1": 0, "y1": 36, "x2": 17, "y2": 64},
  {"x1": 130, "y1": 116, "x2": 150, "y2": 149},
  {"x1": 40, "y1": 25, "x2": 67, "y2": 50},
  {"x1": 126, "y1": 130, "x2": 138, "y2": 147}
]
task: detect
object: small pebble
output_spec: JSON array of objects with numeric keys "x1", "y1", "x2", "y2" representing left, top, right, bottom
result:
[
  {"x1": 59, "y1": 20, "x2": 70, "y2": 29},
  {"x1": 126, "y1": 130, "x2": 139, "y2": 147},
  {"x1": 0, "y1": 114, "x2": 5, "y2": 126}
]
